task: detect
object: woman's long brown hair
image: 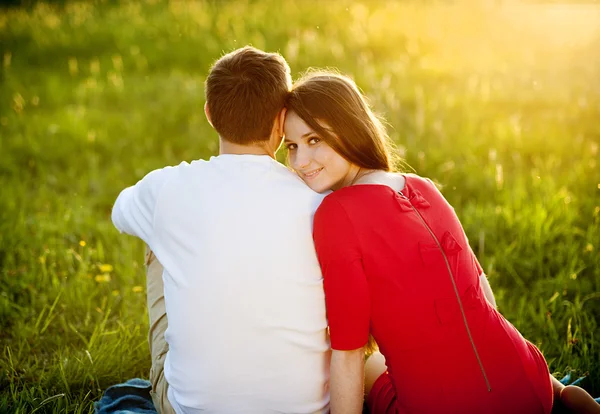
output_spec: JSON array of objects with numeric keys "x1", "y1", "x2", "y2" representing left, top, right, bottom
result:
[{"x1": 286, "y1": 71, "x2": 398, "y2": 173}]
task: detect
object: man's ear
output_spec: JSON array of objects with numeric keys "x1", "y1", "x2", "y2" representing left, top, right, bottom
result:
[
  {"x1": 276, "y1": 107, "x2": 287, "y2": 138},
  {"x1": 204, "y1": 102, "x2": 213, "y2": 127}
]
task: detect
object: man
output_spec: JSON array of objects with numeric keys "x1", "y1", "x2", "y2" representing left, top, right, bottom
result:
[{"x1": 112, "y1": 46, "x2": 330, "y2": 414}]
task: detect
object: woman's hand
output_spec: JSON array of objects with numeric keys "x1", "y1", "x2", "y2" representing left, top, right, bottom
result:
[{"x1": 330, "y1": 348, "x2": 365, "y2": 414}]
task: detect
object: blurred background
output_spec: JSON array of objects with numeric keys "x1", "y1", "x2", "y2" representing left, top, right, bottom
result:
[{"x1": 1, "y1": 0, "x2": 599, "y2": 412}]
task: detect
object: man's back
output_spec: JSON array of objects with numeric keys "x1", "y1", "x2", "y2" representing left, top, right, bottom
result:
[{"x1": 113, "y1": 154, "x2": 330, "y2": 413}]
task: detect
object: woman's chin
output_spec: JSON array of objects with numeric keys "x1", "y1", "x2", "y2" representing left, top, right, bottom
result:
[
  {"x1": 297, "y1": 175, "x2": 333, "y2": 193},
  {"x1": 306, "y1": 181, "x2": 333, "y2": 194}
]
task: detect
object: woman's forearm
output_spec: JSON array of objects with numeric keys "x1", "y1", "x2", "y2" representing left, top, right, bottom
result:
[{"x1": 330, "y1": 348, "x2": 365, "y2": 414}]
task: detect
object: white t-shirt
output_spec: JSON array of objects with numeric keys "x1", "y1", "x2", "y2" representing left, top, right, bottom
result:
[{"x1": 112, "y1": 154, "x2": 330, "y2": 414}]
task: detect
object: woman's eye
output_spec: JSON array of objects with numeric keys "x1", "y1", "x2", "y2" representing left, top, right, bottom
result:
[
  {"x1": 286, "y1": 143, "x2": 297, "y2": 150},
  {"x1": 308, "y1": 137, "x2": 321, "y2": 145}
]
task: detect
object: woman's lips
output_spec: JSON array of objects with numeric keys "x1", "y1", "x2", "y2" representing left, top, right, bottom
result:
[{"x1": 303, "y1": 167, "x2": 323, "y2": 179}]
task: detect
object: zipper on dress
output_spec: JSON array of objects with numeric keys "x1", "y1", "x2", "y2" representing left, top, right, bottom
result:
[{"x1": 399, "y1": 191, "x2": 492, "y2": 392}]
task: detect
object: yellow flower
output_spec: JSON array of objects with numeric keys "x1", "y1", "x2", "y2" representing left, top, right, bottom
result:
[
  {"x1": 79, "y1": 240, "x2": 86, "y2": 247},
  {"x1": 132, "y1": 286, "x2": 143, "y2": 293},
  {"x1": 112, "y1": 54, "x2": 123, "y2": 71},
  {"x1": 585, "y1": 243, "x2": 593, "y2": 253},
  {"x1": 3, "y1": 52, "x2": 11, "y2": 68},
  {"x1": 95, "y1": 273, "x2": 111, "y2": 283},
  {"x1": 13, "y1": 93, "x2": 25, "y2": 113},
  {"x1": 85, "y1": 77, "x2": 97, "y2": 90},
  {"x1": 112, "y1": 290, "x2": 120, "y2": 296},
  {"x1": 98, "y1": 264, "x2": 113, "y2": 273},
  {"x1": 68, "y1": 57, "x2": 78, "y2": 76},
  {"x1": 90, "y1": 58, "x2": 100, "y2": 75}
]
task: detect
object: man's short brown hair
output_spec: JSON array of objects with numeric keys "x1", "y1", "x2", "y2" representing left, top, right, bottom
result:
[{"x1": 205, "y1": 46, "x2": 292, "y2": 144}]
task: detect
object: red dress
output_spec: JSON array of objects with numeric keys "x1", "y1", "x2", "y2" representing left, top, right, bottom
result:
[{"x1": 313, "y1": 174, "x2": 553, "y2": 414}]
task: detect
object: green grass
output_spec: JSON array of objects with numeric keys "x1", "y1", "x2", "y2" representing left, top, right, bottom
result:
[{"x1": 1, "y1": 0, "x2": 599, "y2": 412}]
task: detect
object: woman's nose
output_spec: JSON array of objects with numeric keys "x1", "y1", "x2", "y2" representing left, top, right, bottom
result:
[{"x1": 293, "y1": 147, "x2": 311, "y2": 170}]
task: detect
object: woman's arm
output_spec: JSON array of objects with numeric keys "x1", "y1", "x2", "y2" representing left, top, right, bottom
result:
[
  {"x1": 330, "y1": 348, "x2": 365, "y2": 414},
  {"x1": 313, "y1": 197, "x2": 370, "y2": 413}
]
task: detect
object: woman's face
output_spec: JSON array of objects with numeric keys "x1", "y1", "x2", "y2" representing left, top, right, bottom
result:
[{"x1": 283, "y1": 111, "x2": 358, "y2": 193}]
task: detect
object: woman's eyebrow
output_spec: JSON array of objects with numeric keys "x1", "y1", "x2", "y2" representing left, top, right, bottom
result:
[{"x1": 284, "y1": 131, "x2": 316, "y2": 144}]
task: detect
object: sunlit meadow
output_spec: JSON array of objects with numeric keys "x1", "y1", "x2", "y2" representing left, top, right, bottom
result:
[{"x1": 1, "y1": 1, "x2": 599, "y2": 412}]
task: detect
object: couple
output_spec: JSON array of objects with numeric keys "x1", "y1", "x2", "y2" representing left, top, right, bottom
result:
[{"x1": 112, "y1": 46, "x2": 599, "y2": 414}]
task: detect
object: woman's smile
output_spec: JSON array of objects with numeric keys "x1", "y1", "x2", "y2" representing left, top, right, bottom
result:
[{"x1": 302, "y1": 167, "x2": 324, "y2": 179}]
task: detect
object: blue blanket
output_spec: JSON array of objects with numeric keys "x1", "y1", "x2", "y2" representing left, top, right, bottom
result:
[
  {"x1": 94, "y1": 374, "x2": 599, "y2": 413},
  {"x1": 94, "y1": 378, "x2": 156, "y2": 414}
]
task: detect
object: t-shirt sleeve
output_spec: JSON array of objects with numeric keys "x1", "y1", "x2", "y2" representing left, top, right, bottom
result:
[
  {"x1": 313, "y1": 196, "x2": 370, "y2": 351},
  {"x1": 111, "y1": 167, "x2": 173, "y2": 245}
]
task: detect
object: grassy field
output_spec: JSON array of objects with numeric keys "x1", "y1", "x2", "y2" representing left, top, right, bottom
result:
[{"x1": 1, "y1": 0, "x2": 599, "y2": 412}]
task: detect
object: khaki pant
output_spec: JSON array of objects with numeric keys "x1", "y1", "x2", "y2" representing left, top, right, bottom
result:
[{"x1": 145, "y1": 248, "x2": 176, "y2": 414}]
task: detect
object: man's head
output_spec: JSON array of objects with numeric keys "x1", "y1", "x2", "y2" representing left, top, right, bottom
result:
[{"x1": 205, "y1": 46, "x2": 292, "y2": 146}]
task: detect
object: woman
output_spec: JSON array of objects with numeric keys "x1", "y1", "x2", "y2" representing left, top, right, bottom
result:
[{"x1": 283, "y1": 71, "x2": 600, "y2": 414}]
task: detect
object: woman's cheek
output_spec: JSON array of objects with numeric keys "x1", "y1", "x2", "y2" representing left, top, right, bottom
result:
[
  {"x1": 288, "y1": 153, "x2": 298, "y2": 170},
  {"x1": 315, "y1": 147, "x2": 329, "y2": 166}
]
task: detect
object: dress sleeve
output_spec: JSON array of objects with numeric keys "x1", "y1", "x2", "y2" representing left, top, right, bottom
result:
[
  {"x1": 313, "y1": 196, "x2": 370, "y2": 351},
  {"x1": 111, "y1": 167, "x2": 174, "y2": 245}
]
